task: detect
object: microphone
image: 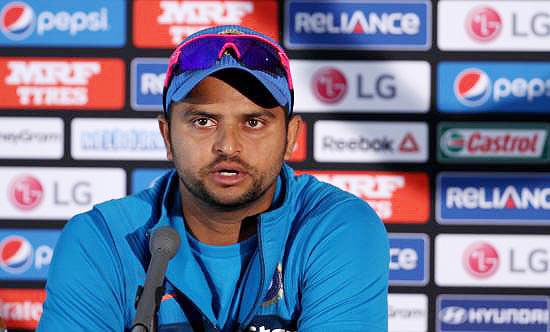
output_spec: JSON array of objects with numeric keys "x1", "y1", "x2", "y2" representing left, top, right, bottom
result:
[{"x1": 131, "y1": 227, "x2": 181, "y2": 332}]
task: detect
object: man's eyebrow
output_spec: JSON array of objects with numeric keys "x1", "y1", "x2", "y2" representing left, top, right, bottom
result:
[
  {"x1": 244, "y1": 109, "x2": 277, "y2": 119},
  {"x1": 181, "y1": 109, "x2": 219, "y2": 119}
]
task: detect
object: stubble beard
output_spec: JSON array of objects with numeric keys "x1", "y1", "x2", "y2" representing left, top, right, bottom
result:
[{"x1": 175, "y1": 152, "x2": 285, "y2": 211}]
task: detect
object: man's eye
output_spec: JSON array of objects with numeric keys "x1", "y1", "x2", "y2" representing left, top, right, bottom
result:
[
  {"x1": 193, "y1": 118, "x2": 215, "y2": 127},
  {"x1": 247, "y1": 119, "x2": 263, "y2": 128}
]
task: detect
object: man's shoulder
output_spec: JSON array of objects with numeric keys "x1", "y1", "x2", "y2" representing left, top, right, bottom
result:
[
  {"x1": 290, "y1": 173, "x2": 381, "y2": 230},
  {"x1": 71, "y1": 173, "x2": 170, "y2": 238}
]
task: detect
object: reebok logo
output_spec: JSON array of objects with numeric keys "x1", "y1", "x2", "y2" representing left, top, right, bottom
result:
[{"x1": 314, "y1": 121, "x2": 427, "y2": 163}]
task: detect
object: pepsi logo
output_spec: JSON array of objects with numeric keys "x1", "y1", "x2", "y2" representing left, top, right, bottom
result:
[
  {"x1": 0, "y1": 235, "x2": 33, "y2": 274},
  {"x1": 0, "y1": 1, "x2": 35, "y2": 40},
  {"x1": 466, "y1": 6, "x2": 502, "y2": 42},
  {"x1": 312, "y1": 67, "x2": 347, "y2": 104},
  {"x1": 454, "y1": 68, "x2": 492, "y2": 107},
  {"x1": 463, "y1": 241, "x2": 500, "y2": 278},
  {"x1": 8, "y1": 175, "x2": 44, "y2": 211}
]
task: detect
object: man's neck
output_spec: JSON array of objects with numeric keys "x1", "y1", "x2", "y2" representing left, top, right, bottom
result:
[{"x1": 178, "y1": 183, "x2": 276, "y2": 246}]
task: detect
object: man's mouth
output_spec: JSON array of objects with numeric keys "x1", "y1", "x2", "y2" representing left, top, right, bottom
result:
[
  {"x1": 210, "y1": 162, "x2": 248, "y2": 183},
  {"x1": 218, "y1": 170, "x2": 239, "y2": 176}
]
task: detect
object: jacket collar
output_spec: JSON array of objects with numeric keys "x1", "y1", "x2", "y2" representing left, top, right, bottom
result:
[{"x1": 146, "y1": 163, "x2": 297, "y2": 325}]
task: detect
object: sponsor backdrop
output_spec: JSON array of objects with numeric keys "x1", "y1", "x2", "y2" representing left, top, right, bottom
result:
[{"x1": 0, "y1": 0, "x2": 549, "y2": 331}]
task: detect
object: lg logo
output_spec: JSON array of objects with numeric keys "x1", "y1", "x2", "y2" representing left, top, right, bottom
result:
[
  {"x1": 8, "y1": 175, "x2": 43, "y2": 210},
  {"x1": 463, "y1": 242, "x2": 499, "y2": 278},
  {"x1": 311, "y1": 67, "x2": 397, "y2": 104},
  {"x1": 7, "y1": 174, "x2": 92, "y2": 211},
  {"x1": 312, "y1": 67, "x2": 347, "y2": 104},
  {"x1": 466, "y1": 6, "x2": 502, "y2": 42}
]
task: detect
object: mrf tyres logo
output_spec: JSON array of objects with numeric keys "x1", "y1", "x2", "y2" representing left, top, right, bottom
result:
[
  {"x1": 285, "y1": 0, "x2": 431, "y2": 50},
  {"x1": 438, "y1": 62, "x2": 550, "y2": 113},
  {"x1": 437, "y1": 173, "x2": 550, "y2": 224},
  {"x1": 437, "y1": 295, "x2": 550, "y2": 332},
  {"x1": 297, "y1": 171, "x2": 429, "y2": 224},
  {"x1": 0, "y1": 57, "x2": 124, "y2": 109},
  {"x1": 133, "y1": 0, "x2": 278, "y2": 48},
  {"x1": 438, "y1": 122, "x2": 549, "y2": 162},
  {"x1": 0, "y1": 0, "x2": 125, "y2": 47}
]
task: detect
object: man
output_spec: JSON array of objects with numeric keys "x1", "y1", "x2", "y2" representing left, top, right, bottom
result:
[{"x1": 38, "y1": 25, "x2": 389, "y2": 332}]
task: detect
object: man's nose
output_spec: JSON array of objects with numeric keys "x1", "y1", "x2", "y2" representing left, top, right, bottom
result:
[{"x1": 212, "y1": 124, "x2": 242, "y2": 156}]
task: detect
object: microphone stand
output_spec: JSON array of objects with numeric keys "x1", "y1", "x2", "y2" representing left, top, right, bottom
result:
[{"x1": 131, "y1": 227, "x2": 180, "y2": 332}]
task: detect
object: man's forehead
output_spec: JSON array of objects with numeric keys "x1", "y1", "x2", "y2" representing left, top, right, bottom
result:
[{"x1": 181, "y1": 70, "x2": 280, "y2": 109}]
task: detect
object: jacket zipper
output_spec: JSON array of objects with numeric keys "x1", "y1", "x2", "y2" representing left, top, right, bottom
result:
[{"x1": 240, "y1": 216, "x2": 266, "y2": 328}]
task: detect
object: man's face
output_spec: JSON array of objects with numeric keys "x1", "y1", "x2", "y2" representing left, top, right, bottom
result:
[{"x1": 159, "y1": 71, "x2": 299, "y2": 210}]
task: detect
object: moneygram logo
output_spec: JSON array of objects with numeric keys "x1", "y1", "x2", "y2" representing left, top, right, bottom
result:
[
  {"x1": 454, "y1": 68, "x2": 491, "y2": 107},
  {"x1": 388, "y1": 294, "x2": 428, "y2": 332},
  {"x1": 0, "y1": 57, "x2": 125, "y2": 109},
  {"x1": 297, "y1": 171, "x2": 430, "y2": 223},
  {"x1": 466, "y1": 6, "x2": 502, "y2": 42},
  {"x1": 312, "y1": 67, "x2": 347, "y2": 104},
  {"x1": 463, "y1": 242, "x2": 500, "y2": 278},
  {"x1": 0, "y1": 117, "x2": 64, "y2": 159},
  {"x1": 8, "y1": 175, "x2": 43, "y2": 211},
  {"x1": 285, "y1": 0, "x2": 431, "y2": 50},
  {"x1": 134, "y1": 0, "x2": 278, "y2": 48},
  {"x1": 0, "y1": 2, "x2": 35, "y2": 40},
  {"x1": 0, "y1": 235, "x2": 33, "y2": 274}
]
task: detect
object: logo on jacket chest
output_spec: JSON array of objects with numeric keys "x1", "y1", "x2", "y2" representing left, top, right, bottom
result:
[{"x1": 261, "y1": 263, "x2": 284, "y2": 307}]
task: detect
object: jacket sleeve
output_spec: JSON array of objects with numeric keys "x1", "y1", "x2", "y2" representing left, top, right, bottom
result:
[
  {"x1": 37, "y1": 210, "x2": 127, "y2": 332},
  {"x1": 298, "y1": 199, "x2": 389, "y2": 332}
]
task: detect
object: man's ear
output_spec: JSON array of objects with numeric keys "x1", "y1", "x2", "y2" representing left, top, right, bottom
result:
[
  {"x1": 284, "y1": 115, "x2": 302, "y2": 160},
  {"x1": 158, "y1": 114, "x2": 174, "y2": 161}
]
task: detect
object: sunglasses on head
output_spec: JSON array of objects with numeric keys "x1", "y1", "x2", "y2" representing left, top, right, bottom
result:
[{"x1": 163, "y1": 33, "x2": 294, "y2": 113}]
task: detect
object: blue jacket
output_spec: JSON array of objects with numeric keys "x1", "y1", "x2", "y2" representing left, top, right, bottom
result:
[{"x1": 38, "y1": 164, "x2": 389, "y2": 332}]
